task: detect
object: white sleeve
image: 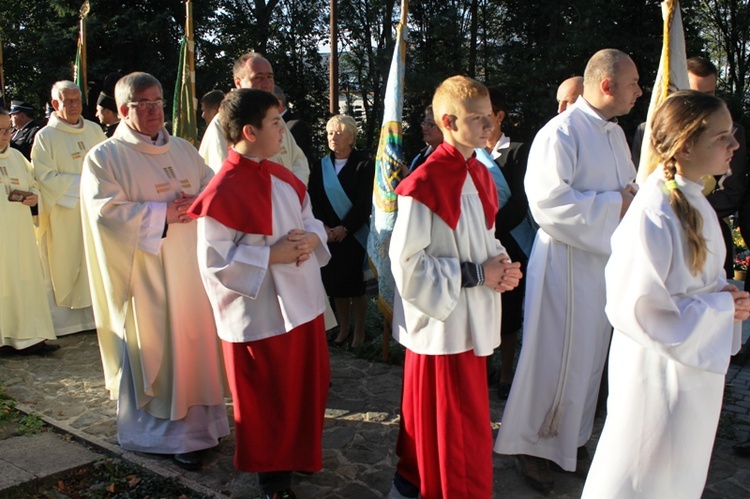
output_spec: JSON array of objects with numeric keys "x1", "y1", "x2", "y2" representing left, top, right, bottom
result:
[
  {"x1": 389, "y1": 196, "x2": 461, "y2": 322},
  {"x1": 526, "y1": 128, "x2": 623, "y2": 255},
  {"x1": 605, "y1": 208, "x2": 737, "y2": 374},
  {"x1": 136, "y1": 202, "x2": 167, "y2": 254},
  {"x1": 196, "y1": 216, "x2": 271, "y2": 299}
]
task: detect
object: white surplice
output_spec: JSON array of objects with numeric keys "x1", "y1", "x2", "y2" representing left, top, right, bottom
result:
[
  {"x1": 32, "y1": 114, "x2": 106, "y2": 334},
  {"x1": 390, "y1": 176, "x2": 504, "y2": 356},
  {"x1": 494, "y1": 98, "x2": 636, "y2": 470},
  {"x1": 0, "y1": 147, "x2": 55, "y2": 348},
  {"x1": 81, "y1": 123, "x2": 228, "y2": 451},
  {"x1": 196, "y1": 175, "x2": 330, "y2": 343},
  {"x1": 199, "y1": 113, "x2": 310, "y2": 184},
  {"x1": 582, "y1": 173, "x2": 740, "y2": 498}
]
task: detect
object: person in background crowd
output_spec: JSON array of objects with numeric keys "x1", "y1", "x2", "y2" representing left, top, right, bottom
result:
[
  {"x1": 32, "y1": 80, "x2": 106, "y2": 336},
  {"x1": 556, "y1": 76, "x2": 583, "y2": 114},
  {"x1": 475, "y1": 87, "x2": 536, "y2": 400},
  {"x1": 199, "y1": 52, "x2": 309, "y2": 184},
  {"x1": 200, "y1": 89, "x2": 224, "y2": 127},
  {"x1": 274, "y1": 85, "x2": 314, "y2": 167},
  {"x1": 9, "y1": 100, "x2": 41, "y2": 160},
  {"x1": 0, "y1": 107, "x2": 57, "y2": 355},
  {"x1": 407, "y1": 105, "x2": 443, "y2": 174},
  {"x1": 308, "y1": 115, "x2": 374, "y2": 348}
]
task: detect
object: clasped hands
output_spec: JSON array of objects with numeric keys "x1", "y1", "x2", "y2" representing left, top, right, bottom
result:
[
  {"x1": 325, "y1": 224, "x2": 347, "y2": 243},
  {"x1": 723, "y1": 284, "x2": 750, "y2": 323},
  {"x1": 166, "y1": 192, "x2": 197, "y2": 224},
  {"x1": 482, "y1": 254, "x2": 523, "y2": 293},
  {"x1": 270, "y1": 228, "x2": 321, "y2": 267}
]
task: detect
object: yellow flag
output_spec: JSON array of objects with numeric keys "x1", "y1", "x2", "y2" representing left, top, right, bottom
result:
[{"x1": 636, "y1": 0, "x2": 689, "y2": 184}]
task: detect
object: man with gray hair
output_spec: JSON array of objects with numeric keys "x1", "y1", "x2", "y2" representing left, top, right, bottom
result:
[
  {"x1": 494, "y1": 49, "x2": 641, "y2": 493},
  {"x1": 32, "y1": 80, "x2": 106, "y2": 336},
  {"x1": 80, "y1": 72, "x2": 229, "y2": 470},
  {"x1": 199, "y1": 52, "x2": 309, "y2": 183}
]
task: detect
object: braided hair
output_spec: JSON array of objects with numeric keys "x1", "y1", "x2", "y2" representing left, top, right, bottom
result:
[{"x1": 649, "y1": 90, "x2": 727, "y2": 275}]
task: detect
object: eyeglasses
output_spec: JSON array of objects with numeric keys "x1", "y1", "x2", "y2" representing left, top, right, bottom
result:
[
  {"x1": 0, "y1": 127, "x2": 12, "y2": 135},
  {"x1": 127, "y1": 99, "x2": 165, "y2": 111},
  {"x1": 421, "y1": 121, "x2": 436, "y2": 129}
]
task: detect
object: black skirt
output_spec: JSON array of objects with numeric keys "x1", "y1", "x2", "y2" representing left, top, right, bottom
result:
[{"x1": 321, "y1": 234, "x2": 366, "y2": 297}]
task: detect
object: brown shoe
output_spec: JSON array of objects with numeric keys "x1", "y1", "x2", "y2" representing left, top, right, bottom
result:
[{"x1": 516, "y1": 454, "x2": 553, "y2": 493}]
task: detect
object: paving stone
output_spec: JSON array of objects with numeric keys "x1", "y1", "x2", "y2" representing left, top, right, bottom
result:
[{"x1": 3, "y1": 330, "x2": 750, "y2": 498}]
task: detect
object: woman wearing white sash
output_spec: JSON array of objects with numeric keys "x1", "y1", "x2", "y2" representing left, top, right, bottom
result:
[{"x1": 308, "y1": 115, "x2": 374, "y2": 348}]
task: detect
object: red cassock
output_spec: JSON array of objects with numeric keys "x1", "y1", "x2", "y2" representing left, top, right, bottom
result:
[{"x1": 189, "y1": 150, "x2": 330, "y2": 473}]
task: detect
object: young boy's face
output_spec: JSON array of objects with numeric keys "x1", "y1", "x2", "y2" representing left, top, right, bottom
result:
[
  {"x1": 252, "y1": 105, "x2": 285, "y2": 159},
  {"x1": 442, "y1": 96, "x2": 494, "y2": 158}
]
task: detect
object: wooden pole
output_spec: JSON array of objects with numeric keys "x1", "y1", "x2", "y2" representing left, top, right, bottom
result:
[
  {"x1": 329, "y1": 0, "x2": 339, "y2": 115},
  {"x1": 0, "y1": 37, "x2": 5, "y2": 108},
  {"x1": 79, "y1": 1, "x2": 90, "y2": 104},
  {"x1": 187, "y1": 0, "x2": 196, "y2": 111}
]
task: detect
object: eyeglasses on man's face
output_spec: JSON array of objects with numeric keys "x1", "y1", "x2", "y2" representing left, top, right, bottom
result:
[{"x1": 127, "y1": 99, "x2": 166, "y2": 111}]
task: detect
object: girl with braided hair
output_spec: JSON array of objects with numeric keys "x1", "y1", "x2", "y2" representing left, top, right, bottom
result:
[{"x1": 582, "y1": 90, "x2": 749, "y2": 498}]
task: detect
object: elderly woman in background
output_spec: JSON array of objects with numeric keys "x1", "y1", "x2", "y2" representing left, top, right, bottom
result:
[{"x1": 308, "y1": 115, "x2": 374, "y2": 348}]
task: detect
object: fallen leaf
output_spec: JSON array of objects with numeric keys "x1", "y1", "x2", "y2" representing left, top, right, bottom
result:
[
  {"x1": 127, "y1": 475, "x2": 141, "y2": 488},
  {"x1": 106, "y1": 483, "x2": 116, "y2": 493}
]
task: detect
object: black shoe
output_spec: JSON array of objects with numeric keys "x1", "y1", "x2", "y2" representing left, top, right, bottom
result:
[
  {"x1": 173, "y1": 451, "x2": 203, "y2": 470},
  {"x1": 17, "y1": 342, "x2": 60, "y2": 355},
  {"x1": 549, "y1": 446, "x2": 590, "y2": 478},
  {"x1": 261, "y1": 489, "x2": 297, "y2": 499},
  {"x1": 497, "y1": 382, "x2": 512, "y2": 400},
  {"x1": 516, "y1": 454, "x2": 553, "y2": 493},
  {"x1": 734, "y1": 440, "x2": 750, "y2": 457}
]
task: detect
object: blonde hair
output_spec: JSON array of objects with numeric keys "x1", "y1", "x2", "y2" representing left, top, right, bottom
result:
[
  {"x1": 431, "y1": 76, "x2": 488, "y2": 131},
  {"x1": 650, "y1": 90, "x2": 726, "y2": 275},
  {"x1": 326, "y1": 114, "x2": 358, "y2": 141}
]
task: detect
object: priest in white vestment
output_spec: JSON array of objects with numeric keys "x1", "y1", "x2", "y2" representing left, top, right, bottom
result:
[
  {"x1": 494, "y1": 49, "x2": 642, "y2": 492},
  {"x1": 32, "y1": 81, "x2": 106, "y2": 336},
  {"x1": 0, "y1": 109, "x2": 56, "y2": 352},
  {"x1": 199, "y1": 52, "x2": 309, "y2": 183},
  {"x1": 80, "y1": 72, "x2": 228, "y2": 469}
]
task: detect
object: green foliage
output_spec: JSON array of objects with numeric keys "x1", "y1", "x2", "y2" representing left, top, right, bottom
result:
[
  {"x1": 18, "y1": 413, "x2": 45, "y2": 435},
  {"x1": 0, "y1": 0, "x2": 747, "y2": 159}
]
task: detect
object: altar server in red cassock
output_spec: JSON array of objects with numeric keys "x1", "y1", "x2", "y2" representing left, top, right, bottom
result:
[
  {"x1": 189, "y1": 88, "x2": 330, "y2": 499},
  {"x1": 387, "y1": 76, "x2": 522, "y2": 499}
]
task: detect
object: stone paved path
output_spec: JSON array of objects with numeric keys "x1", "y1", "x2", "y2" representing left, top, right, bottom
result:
[{"x1": 2, "y1": 330, "x2": 750, "y2": 497}]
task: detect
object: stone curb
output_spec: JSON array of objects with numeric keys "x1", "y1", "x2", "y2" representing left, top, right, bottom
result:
[{"x1": 11, "y1": 401, "x2": 227, "y2": 499}]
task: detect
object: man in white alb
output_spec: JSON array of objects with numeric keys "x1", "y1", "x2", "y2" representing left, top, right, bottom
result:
[
  {"x1": 494, "y1": 49, "x2": 641, "y2": 493},
  {"x1": 32, "y1": 81, "x2": 106, "y2": 335}
]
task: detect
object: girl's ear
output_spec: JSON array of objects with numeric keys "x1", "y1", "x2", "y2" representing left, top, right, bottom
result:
[{"x1": 675, "y1": 142, "x2": 692, "y2": 164}]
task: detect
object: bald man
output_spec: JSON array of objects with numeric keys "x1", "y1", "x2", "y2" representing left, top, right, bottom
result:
[
  {"x1": 198, "y1": 52, "x2": 309, "y2": 184},
  {"x1": 494, "y1": 49, "x2": 641, "y2": 493},
  {"x1": 556, "y1": 76, "x2": 583, "y2": 113}
]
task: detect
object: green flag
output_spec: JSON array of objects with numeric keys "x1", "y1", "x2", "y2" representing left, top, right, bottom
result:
[{"x1": 73, "y1": 1, "x2": 90, "y2": 104}]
